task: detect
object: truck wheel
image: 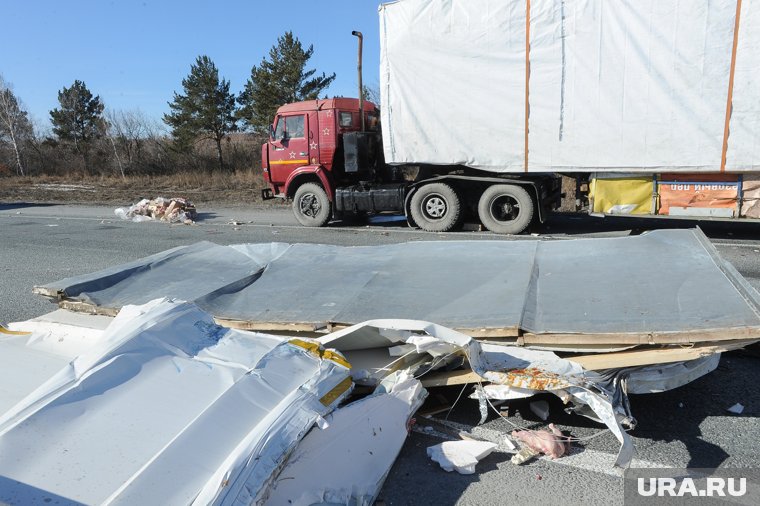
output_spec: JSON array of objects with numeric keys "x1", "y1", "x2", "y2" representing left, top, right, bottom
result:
[
  {"x1": 409, "y1": 183, "x2": 462, "y2": 232},
  {"x1": 293, "y1": 182, "x2": 331, "y2": 227},
  {"x1": 477, "y1": 184, "x2": 534, "y2": 234}
]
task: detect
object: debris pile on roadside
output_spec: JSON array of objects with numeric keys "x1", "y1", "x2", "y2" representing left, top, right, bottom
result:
[
  {"x1": 114, "y1": 196, "x2": 196, "y2": 223},
  {"x1": 5, "y1": 228, "x2": 758, "y2": 503}
]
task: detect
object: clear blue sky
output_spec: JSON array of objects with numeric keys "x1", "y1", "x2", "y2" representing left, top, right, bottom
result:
[{"x1": 2, "y1": 0, "x2": 384, "y2": 130}]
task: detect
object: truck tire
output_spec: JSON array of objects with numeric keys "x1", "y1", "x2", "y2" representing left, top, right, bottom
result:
[
  {"x1": 477, "y1": 184, "x2": 534, "y2": 235},
  {"x1": 409, "y1": 182, "x2": 462, "y2": 232},
  {"x1": 293, "y1": 182, "x2": 331, "y2": 227}
]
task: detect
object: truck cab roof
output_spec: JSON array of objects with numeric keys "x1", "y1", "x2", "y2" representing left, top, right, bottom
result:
[{"x1": 276, "y1": 98, "x2": 377, "y2": 115}]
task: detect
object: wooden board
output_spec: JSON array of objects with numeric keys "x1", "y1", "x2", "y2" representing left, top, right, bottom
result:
[
  {"x1": 421, "y1": 369, "x2": 483, "y2": 388},
  {"x1": 567, "y1": 340, "x2": 758, "y2": 370},
  {"x1": 58, "y1": 300, "x2": 119, "y2": 317},
  {"x1": 51, "y1": 299, "x2": 760, "y2": 347},
  {"x1": 215, "y1": 318, "x2": 326, "y2": 333},
  {"x1": 419, "y1": 340, "x2": 758, "y2": 386},
  {"x1": 32, "y1": 286, "x2": 63, "y2": 299},
  {"x1": 520, "y1": 327, "x2": 760, "y2": 345}
]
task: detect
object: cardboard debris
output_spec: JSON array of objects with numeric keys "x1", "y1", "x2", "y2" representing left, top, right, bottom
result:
[{"x1": 114, "y1": 196, "x2": 196, "y2": 223}]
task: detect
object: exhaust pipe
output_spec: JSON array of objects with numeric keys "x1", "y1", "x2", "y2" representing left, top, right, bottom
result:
[{"x1": 352, "y1": 30, "x2": 365, "y2": 132}]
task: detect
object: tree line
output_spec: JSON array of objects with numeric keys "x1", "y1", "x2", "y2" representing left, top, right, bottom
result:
[{"x1": 0, "y1": 32, "x2": 335, "y2": 177}]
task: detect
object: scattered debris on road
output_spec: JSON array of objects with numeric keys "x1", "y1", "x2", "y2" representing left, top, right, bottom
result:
[
  {"x1": 511, "y1": 424, "x2": 571, "y2": 462},
  {"x1": 7, "y1": 228, "x2": 760, "y2": 502},
  {"x1": 114, "y1": 197, "x2": 196, "y2": 223}
]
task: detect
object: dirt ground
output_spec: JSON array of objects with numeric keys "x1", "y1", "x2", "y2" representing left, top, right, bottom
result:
[{"x1": 0, "y1": 174, "x2": 273, "y2": 208}]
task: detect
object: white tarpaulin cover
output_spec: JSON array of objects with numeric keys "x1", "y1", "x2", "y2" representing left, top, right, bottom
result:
[
  {"x1": 379, "y1": 0, "x2": 760, "y2": 172},
  {"x1": 264, "y1": 372, "x2": 426, "y2": 506},
  {"x1": 0, "y1": 305, "x2": 727, "y2": 504},
  {"x1": 0, "y1": 300, "x2": 353, "y2": 506}
]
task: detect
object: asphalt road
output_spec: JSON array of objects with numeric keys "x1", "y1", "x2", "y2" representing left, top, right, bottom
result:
[{"x1": 2, "y1": 203, "x2": 760, "y2": 505}]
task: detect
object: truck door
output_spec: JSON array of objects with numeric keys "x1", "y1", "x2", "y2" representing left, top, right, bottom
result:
[{"x1": 269, "y1": 113, "x2": 310, "y2": 185}]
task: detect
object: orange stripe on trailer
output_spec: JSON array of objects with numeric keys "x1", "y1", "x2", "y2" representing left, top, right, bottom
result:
[
  {"x1": 524, "y1": 0, "x2": 531, "y2": 173},
  {"x1": 721, "y1": 0, "x2": 743, "y2": 173}
]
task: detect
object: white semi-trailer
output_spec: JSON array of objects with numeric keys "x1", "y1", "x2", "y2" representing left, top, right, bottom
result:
[{"x1": 379, "y1": 0, "x2": 760, "y2": 222}]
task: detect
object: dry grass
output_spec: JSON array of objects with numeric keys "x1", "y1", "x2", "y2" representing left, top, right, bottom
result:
[
  {"x1": 0, "y1": 171, "x2": 274, "y2": 207},
  {"x1": 2, "y1": 172, "x2": 581, "y2": 211}
]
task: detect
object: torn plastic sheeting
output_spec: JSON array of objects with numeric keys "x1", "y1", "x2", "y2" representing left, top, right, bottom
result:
[
  {"x1": 468, "y1": 384, "x2": 539, "y2": 401},
  {"x1": 0, "y1": 299, "x2": 352, "y2": 506},
  {"x1": 339, "y1": 347, "x2": 432, "y2": 387},
  {"x1": 318, "y1": 319, "x2": 634, "y2": 468},
  {"x1": 34, "y1": 229, "x2": 760, "y2": 340},
  {"x1": 427, "y1": 441, "x2": 498, "y2": 475},
  {"x1": 622, "y1": 355, "x2": 722, "y2": 395},
  {"x1": 263, "y1": 371, "x2": 427, "y2": 506}
]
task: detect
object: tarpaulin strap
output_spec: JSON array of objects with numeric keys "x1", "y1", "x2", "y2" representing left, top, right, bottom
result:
[
  {"x1": 289, "y1": 338, "x2": 322, "y2": 357},
  {"x1": 721, "y1": 0, "x2": 743, "y2": 173},
  {"x1": 289, "y1": 339, "x2": 352, "y2": 369},
  {"x1": 319, "y1": 376, "x2": 353, "y2": 407},
  {"x1": 524, "y1": 0, "x2": 531, "y2": 173},
  {"x1": 0, "y1": 325, "x2": 31, "y2": 336},
  {"x1": 322, "y1": 349, "x2": 351, "y2": 369}
]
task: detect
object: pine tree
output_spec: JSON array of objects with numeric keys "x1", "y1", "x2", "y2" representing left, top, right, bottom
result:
[
  {"x1": 49, "y1": 80, "x2": 105, "y2": 173},
  {"x1": 0, "y1": 75, "x2": 33, "y2": 176},
  {"x1": 238, "y1": 32, "x2": 336, "y2": 132},
  {"x1": 163, "y1": 55, "x2": 237, "y2": 170}
]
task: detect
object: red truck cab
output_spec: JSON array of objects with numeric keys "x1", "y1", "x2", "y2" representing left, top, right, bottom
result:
[
  {"x1": 261, "y1": 98, "x2": 378, "y2": 204},
  {"x1": 262, "y1": 97, "x2": 558, "y2": 234}
]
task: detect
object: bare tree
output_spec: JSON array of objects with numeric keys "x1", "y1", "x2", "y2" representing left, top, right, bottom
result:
[
  {"x1": 0, "y1": 75, "x2": 32, "y2": 176},
  {"x1": 106, "y1": 108, "x2": 172, "y2": 175},
  {"x1": 362, "y1": 82, "x2": 381, "y2": 106},
  {"x1": 104, "y1": 113, "x2": 125, "y2": 179}
]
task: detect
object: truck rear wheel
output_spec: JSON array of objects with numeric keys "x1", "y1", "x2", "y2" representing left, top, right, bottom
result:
[
  {"x1": 477, "y1": 184, "x2": 534, "y2": 234},
  {"x1": 293, "y1": 182, "x2": 331, "y2": 227},
  {"x1": 409, "y1": 182, "x2": 462, "y2": 232}
]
